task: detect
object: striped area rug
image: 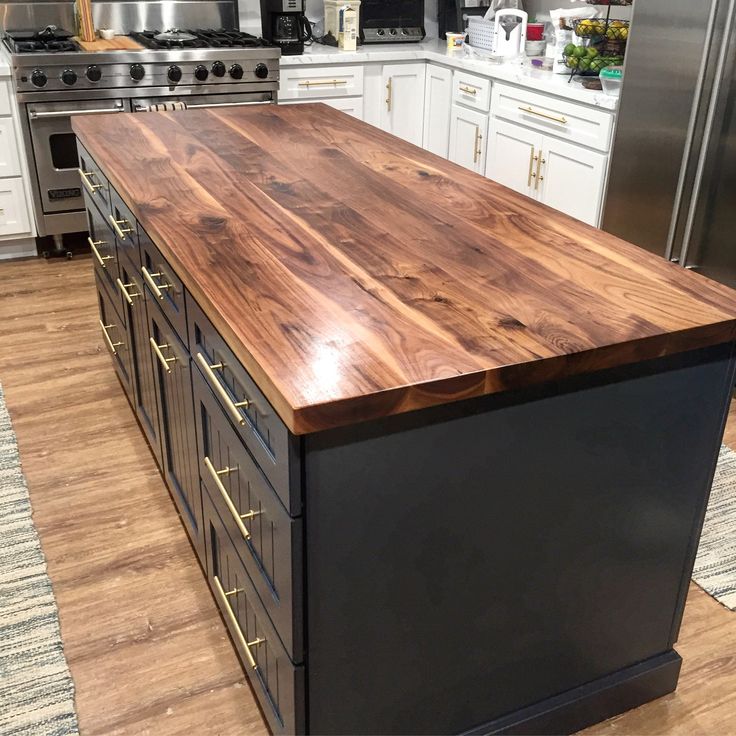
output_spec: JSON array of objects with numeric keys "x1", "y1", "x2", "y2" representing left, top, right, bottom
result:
[
  {"x1": 0, "y1": 384, "x2": 79, "y2": 735},
  {"x1": 692, "y1": 444, "x2": 736, "y2": 611}
]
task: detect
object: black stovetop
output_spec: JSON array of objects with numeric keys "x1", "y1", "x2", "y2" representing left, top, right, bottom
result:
[
  {"x1": 4, "y1": 27, "x2": 80, "y2": 53},
  {"x1": 129, "y1": 29, "x2": 270, "y2": 50}
]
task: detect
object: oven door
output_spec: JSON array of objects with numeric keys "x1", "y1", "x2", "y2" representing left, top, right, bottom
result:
[
  {"x1": 131, "y1": 90, "x2": 274, "y2": 113},
  {"x1": 27, "y1": 98, "x2": 127, "y2": 215}
]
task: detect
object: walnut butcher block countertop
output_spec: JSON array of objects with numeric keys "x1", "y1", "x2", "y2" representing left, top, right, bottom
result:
[{"x1": 74, "y1": 104, "x2": 736, "y2": 434}]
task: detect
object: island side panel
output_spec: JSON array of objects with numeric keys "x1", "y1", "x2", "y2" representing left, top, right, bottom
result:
[{"x1": 303, "y1": 344, "x2": 736, "y2": 736}]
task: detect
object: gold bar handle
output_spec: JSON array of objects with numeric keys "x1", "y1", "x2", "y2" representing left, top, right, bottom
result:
[
  {"x1": 203, "y1": 456, "x2": 262, "y2": 542},
  {"x1": 459, "y1": 85, "x2": 478, "y2": 95},
  {"x1": 99, "y1": 320, "x2": 122, "y2": 355},
  {"x1": 195, "y1": 352, "x2": 251, "y2": 426},
  {"x1": 212, "y1": 575, "x2": 264, "y2": 671},
  {"x1": 518, "y1": 106, "x2": 567, "y2": 125},
  {"x1": 141, "y1": 266, "x2": 171, "y2": 300},
  {"x1": 150, "y1": 338, "x2": 176, "y2": 373},
  {"x1": 88, "y1": 237, "x2": 112, "y2": 268},
  {"x1": 109, "y1": 214, "x2": 133, "y2": 240},
  {"x1": 528, "y1": 148, "x2": 538, "y2": 188},
  {"x1": 298, "y1": 79, "x2": 347, "y2": 87},
  {"x1": 473, "y1": 127, "x2": 483, "y2": 165},
  {"x1": 385, "y1": 77, "x2": 392, "y2": 112},
  {"x1": 535, "y1": 154, "x2": 546, "y2": 191},
  {"x1": 115, "y1": 278, "x2": 140, "y2": 306},
  {"x1": 78, "y1": 169, "x2": 102, "y2": 195}
]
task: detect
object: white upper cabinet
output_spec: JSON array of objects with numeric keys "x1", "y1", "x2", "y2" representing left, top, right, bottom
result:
[
  {"x1": 423, "y1": 65, "x2": 452, "y2": 158},
  {"x1": 379, "y1": 63, "x2": 426, "y2": 147},
  {"x1": 449, "y1": 104, "x2": 488, "y2": 175}
]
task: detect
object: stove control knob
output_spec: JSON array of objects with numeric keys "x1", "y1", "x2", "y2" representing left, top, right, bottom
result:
[
  {"x1": 86, "y1": 65, "x2": 102, "y2": 82},
  {"x1": 130, "y1": 64, "x2": 145, "y2": 81},
  {"x1": 168, "y1": 65, "x2": 182, "y2": 83},
  {"x1": 61, "y1": 68, "x2": 77, "y2": 86},
  {"x1": 194, "y1": 64, "x2": 209, "y2": 81},
  {"x1": 229, "y1": 63, "x2": 244, "y2": 80},
  {"x1": 377, "y1": 28, "x2": 385, "y2": 36},
  {"x1": 31, "y1": 69, "x2": 47, "y2": 88},
  {"x1": 211, "y1": 61, "x2": 226, "y2": 77},
  {"x1": 389, "y1": 28, "x2": 398, "y2": 35},
  {"x1": 254, "y1": 63, "x2": 269, "y2": 79}
]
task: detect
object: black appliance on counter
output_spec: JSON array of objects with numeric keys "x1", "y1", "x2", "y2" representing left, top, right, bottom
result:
[
  {"x1": 360, "y1": 0, "x2": 425, "y2": 43},
  {"x1": 438, "y1": 0, "x2": 490, "y2": 37},
  {"x1": 260, "y1": 0, "x2": 312, "y2": 55}
]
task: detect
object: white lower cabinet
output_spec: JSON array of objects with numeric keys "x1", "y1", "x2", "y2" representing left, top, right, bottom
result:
[
  {"x1": 486, "y1": 118, "x2": 607, "y2": 226},
  {"x1": 379, "y1": 63, "x2": 426, "y2": 146},
  {"x1": 0, "y1": 178, "x2": 31, "y2": 238},
  {"x1": 449, "y1": 104, "x2": 488, "y2": 175},
  {"x1": 0, "y1": 118, "x2": 20, "y2": 178},
  {"x1": 282, "y1": 96, "x2": 364, "y2": 120},
  {"x1": 422, "y1": 65, "x2": 452, "y2": 158}
]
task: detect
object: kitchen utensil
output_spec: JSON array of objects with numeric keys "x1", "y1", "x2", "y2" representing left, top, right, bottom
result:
[{"x1": 493, "y1": 8, "x2": 527, "y2": 57}]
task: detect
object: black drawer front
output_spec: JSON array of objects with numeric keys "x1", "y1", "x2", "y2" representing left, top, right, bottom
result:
[
  {"x1": 139, "y1": 227, "x2": 188, "y2": 345},
  {"x1": 204, "y1": 489, "x2": 305, "y2": 735},
  {"x1": 78, "y1": 144, "x2": 112, "y2": 215},
  {"x1": 194, "y1": 368, "x2": 304, "y2": 662},
  {"x1": 149, "y1": 301, "x2": 204, "y2": 560},
  {"x1": 109, "y1": 187, "x2": 140, "y2": 263},
  {"x1": 95, "y1": 272, "x2": 133, "y2": 401},
  {"x1": 188, "y1": 298, "x2": 301, "y2": 516},
  {"x1": 85, "y1": 197, "x2": 121, "y2": 321}
]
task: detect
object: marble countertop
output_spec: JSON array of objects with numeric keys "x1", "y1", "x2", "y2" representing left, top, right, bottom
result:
[{"x1": 281, "y1": 39, "x2": 618, "y2": 111}]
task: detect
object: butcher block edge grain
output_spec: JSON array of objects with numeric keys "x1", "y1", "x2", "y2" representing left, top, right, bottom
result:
[{"x1": 72, "y1": 104, "x2": 736, "y2": 435}]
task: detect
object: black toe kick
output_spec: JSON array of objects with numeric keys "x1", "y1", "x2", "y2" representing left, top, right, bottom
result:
[{"x1": 463, "y1": 650, "x2": 682, "y2": 736}]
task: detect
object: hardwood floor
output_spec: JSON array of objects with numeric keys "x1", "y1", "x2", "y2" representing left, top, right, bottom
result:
[{"x1": 0, "y1": 256, "x2": 734, "y2": 735}]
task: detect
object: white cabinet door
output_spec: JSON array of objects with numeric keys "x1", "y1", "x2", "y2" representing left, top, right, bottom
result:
[
  {"x1": 0, "y1": 118, "x2": 21, "y2": 178},
  {"x1": 486, "y1": 119, "x2": 541, "y2": 199},
  {"x1": 538, "y1": 135, "x2": 607, "y2": 226},
  {"x1": 448, "y1": 104, "x2": 488, "y2": 174},
  {"x1": 422, "y1": 65, "x2": 452, "y2": 158},
  {"x1": 380, "y1": 63, "x2": 426, "y2": 146},
  {"x1": 0, "y1": 179, "x2": 31, "y2": 237}
]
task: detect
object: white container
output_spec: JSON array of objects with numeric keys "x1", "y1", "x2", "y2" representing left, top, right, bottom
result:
[
  {"x1": 446, "y1": 31, "x2": 466, "y2": 49},
  {"x1": 325, "y1": 0, "x2": 360, "y2": 39},
  {"x1": 339, "y1": 5, "x2": 358, "y2": 51},
  {"x1": 600, "y1": 66, "x2": 623, "y2": 97},
  {"x1": 467, "y1": 16, "x2": 494, "y2": 50}
]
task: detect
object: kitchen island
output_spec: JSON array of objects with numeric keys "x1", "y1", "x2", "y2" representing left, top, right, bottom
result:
[{"x1": 74, "y1": 103, "x2": 736, "y2": 736}]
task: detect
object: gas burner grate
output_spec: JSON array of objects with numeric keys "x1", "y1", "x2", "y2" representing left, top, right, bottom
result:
[
  {"x1": 128, "y1": 28, "x2": 269, "y2": 50},
  {"x1": 4, "y1": 29, "x2": 80, "y2": 54}
]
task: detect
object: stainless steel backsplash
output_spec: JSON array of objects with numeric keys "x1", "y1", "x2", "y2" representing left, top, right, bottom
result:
[{"x1": 0, "y1": 1, "x2": 238, "y2": 32}]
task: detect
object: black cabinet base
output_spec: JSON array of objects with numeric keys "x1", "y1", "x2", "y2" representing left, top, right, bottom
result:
[{"x1": 464, "y1": 650, "x2": 682, "y2": 736}]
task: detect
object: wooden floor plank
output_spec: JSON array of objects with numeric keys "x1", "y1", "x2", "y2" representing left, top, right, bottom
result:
[{"x1": 0, "y1": 256, "x2": 733, "y2": 735}]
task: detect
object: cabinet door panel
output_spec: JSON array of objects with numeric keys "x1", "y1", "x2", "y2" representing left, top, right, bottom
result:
[
  {"x1": 423, "y1": 64, "x2": 452, "y2": 158},
  {"x1": 96, "y1": 273, "x2": 134, "y2": 401},
  {"x1": 381, "y1": 63, "x2": 426, "y2": 146},
  {"x1": 448, "y1": 104, "x2": 488, "y2": 175},
  {"x1": 539, "y1": 136, "x2": 607, "y2": 226},
  {"x1": 486, "y1": 119, "x2": 541, "y2": 199},
  {"x1": 149, "y1": 303, "x2": 203, "y2": 559},
  {"x1": 0, "y1": 118, "x2": 21, "y2": 177},
  {"x1": 0, "y1": 178, "x2": 31, "y2": 238}
]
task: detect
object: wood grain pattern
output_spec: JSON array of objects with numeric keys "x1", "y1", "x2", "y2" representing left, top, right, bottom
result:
[
  {"x1": 73, "y1": 104, "x2": 736, "y2": 434},
  {"x1": 0, "y1": 258, "x2": 734, "y2": 734},
  {"x1": 74, "y1": 35, "x2": 144, "y2": 51}
]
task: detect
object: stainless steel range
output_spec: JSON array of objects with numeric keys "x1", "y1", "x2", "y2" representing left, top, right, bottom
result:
[{"x1": 4, "y1": 21, "x2": 280, "y2": 242}]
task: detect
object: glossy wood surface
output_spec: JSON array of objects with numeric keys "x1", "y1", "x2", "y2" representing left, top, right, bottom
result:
[
  {"x1": 73, "y1": 104, "x2": 736, "y2": 434},
  {"x1": 0, "y1": 258, "x2": 734, "y2": 734}
]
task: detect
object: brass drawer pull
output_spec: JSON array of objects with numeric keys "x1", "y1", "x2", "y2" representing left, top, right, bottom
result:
[
  {"x1": 298, "y1": 79, "x2": 347, "y2": 87},
  {"x1": 78, "y1": 169, "x2": 103, "y2": 195},
  {"x1": 535, "y1": 154, "x2": 546, "y2": 191},
  {"x1": 528, "y1": 148, "x2": 538, "y2": 187},
  {"x1": 473, "y1": 127, "x2": 483, "y2": 165},
  {"x1": 109, "y1": 214, "x2": 133, "y2": 240},
  {"x1": 150, "y1": 338, "x2": 177, "y2": 373},
  {"x1": 385, "y1": 76, "x2": 392, "y2": 112},
  {"x1": 141, "y1": 266, "x2": 172, "y2": 300},
  {"x1": 99, "y1": 320, "x2": 122, "y2": 355},
  {"x1": 115, "y1": 278, "x2": 140, "y2": 306},
  {"x1": 204, "y1": 456, "x2": 262, "y2": 542},
  {"x1": 213, "y1": 575, "x2": 265, "y2": 671},
  {"x1": 518, "y1": 105, "x2": 568, "y2": 125},
  {"x1": 88, "y1": 237, "x2": 112, "y2": 268},
  {"x1": 460, "y1": 85, "x2": 478, "y2": 95},
  {"x1": 195, "y1": 352, "x2": 251, "y2": 425}
]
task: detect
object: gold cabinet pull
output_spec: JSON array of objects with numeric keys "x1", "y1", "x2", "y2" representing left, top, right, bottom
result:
[
  {"x1": 115, "y1": 278, "x2": 140, "y2": 306},
  {"x1": 459, "y1": 84, "x2": 478, "y2": 95},
  {"x1": 212, "y1": 575, "x2": 264, "y2": 671},
  {"x1": 298, "y1": 79, "x2": 347, "y2": 87},
  {"x1": 149, "y1": 338, "x2": 177, "y2": 373},
  {"x1": 203, "y1": 456, "x2": 262, "y2": 542},
  {"x1": 88, "y1": 237, "x2": 112, "y2": 268},
  {"x1": 195, "y1": 352, "x2": 251, "y2": 425},
  {"x1": 385, "y1": 77, "x2": 392, "y2": 112},
  {"x1": 473, "y1": 127, "x2": 483, "y2": 165},
  {"x1": 535, "y1": 154, "x2": 546, "y2": 191},
  {"x1": 78, "y1": 169, "x2": 103, "y2": 195},
  {"x1": 109, "y1": 214, "x2": 133, "y2": 241},
  {"x1": 99, "y1": 320, "x2": 122, "y2": 355},
  {"x1": 141, "y1": 266, "x2": 172, "y2": 300},
  {"x1": 518, "y1": 106, "x2": 568, "y2": 125},
  {"x1": 528, "y1": 148, "x2": 538, "y2": 187}
]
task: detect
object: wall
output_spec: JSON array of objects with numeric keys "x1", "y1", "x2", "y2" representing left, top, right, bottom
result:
[{"x1": 523, "y1": 0, "x2": 632, "y2": 22}]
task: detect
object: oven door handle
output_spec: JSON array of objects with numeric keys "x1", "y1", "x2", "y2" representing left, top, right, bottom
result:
[
  {"x1": 185, "y1": 100, "x2": 275, "y2": 110},
  {"x1": 28, "y1": 105, "x2": 125, "y2": 119}
]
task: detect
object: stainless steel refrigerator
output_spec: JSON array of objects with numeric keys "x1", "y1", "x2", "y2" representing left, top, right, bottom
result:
[{"x1": 602, "y1": 0, "x2": 736, "y2": 288}]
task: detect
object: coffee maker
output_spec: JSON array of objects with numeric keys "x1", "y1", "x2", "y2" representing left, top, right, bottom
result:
[{"x1": 261, "y1": 0, "x2": 313, "y2": 55}]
